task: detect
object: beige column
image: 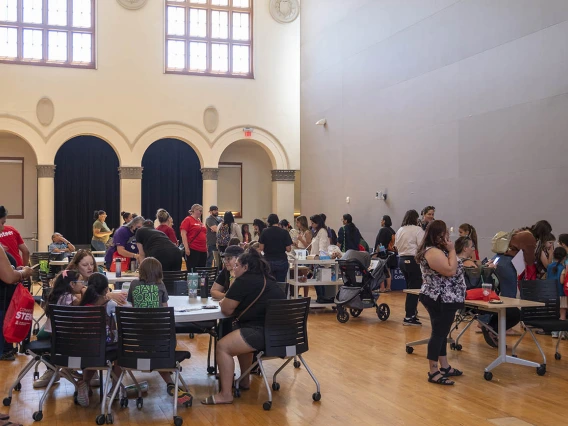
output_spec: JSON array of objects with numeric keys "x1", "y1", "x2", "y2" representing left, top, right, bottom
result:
[
  {"x1": 119, "y1": 167, "x2": 143, "y2": 217},
  {"x1": 37, "y1": 165, "x2": 56, "y2": 251},
  {"x1": 271, "y1": 170, "x2": 296, "y2": 221},
  {"x1": 201, "y1": 168, "x2": 219, "y2": 210}
]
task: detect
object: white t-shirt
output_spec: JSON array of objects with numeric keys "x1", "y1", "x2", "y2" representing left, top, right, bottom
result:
[
  {"x1": 395, "y1": 225, "x2": 425, "y2": 257},
  {"x1": 311, "y1": 228, "x2": 330, "y2": 256}
]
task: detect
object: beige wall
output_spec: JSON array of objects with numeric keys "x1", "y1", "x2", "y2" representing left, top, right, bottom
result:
[
  {"x1": 0, "y1": 0, "x2": 300, "y2": 169},
  {"x1": 301, "y1": 0, "x2": 568, "y2": 257},
  {"x1": 218, "y1": 140, "x2": 272, "y2": 224},
  {"x1": 0, "y1": 134, "x2": 38, "y2": 247}
]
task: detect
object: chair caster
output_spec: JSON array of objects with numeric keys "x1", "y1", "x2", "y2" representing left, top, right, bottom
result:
[
  {"x1": 406, "y1": 346, "x2": 414, "y2": 354},
  {"x1": 511, "y1": 354, "x2": 518, "y2": 358},
  {"x1": 312, "y1": 392, "x2": 321, "y2": 402},
  {"x1": 14, "y1": 382, "x2": 21, "y2": 392},
  {"x1": 105, "y1": 413, "x2": 113, "y2": 424},
  {"x1": 3, "y1": 397, "x2": 11, "y2": 407},
  {"x1": 455, "y1": 344, "x2": 462, "y2": 351},
  {"x1": 263, "y1": 401, "x2": 272, "y2": 411},
  {"x1": 536, "y1": 365, "x2": 546, "y2": 376},
  {"x1": 272, "y1": 382, "x2": 280, "y2": 391},
  {"x1": 207, "y1": 366, "x2": 215, "y2": 374},
  {"x1": 293, "y1": 360, "x2": 301, "y2": 368},
  {"x1": 120, "y1": 397, "x2": 128, "y2": 408},
  {"x1": 555, "y1": 352, "x2": 561, "y2": 360},
  {"x1": 136, "y1": 397, "x2": 143, "y2": 409},
  {"x1": 233, "y1": 388, "x2": 241, "y2": 398},
  {"x1": 174, "y1": 415, "x2": 183, "y2": 426},
  {"x1": 32, "y1": 411, "x2": 43, "y2": 421},
  {"x1": 484, "y1": 371, "x2": 493, "y2": 381},
  {"x1": 189, "y1": 333, "x2": 195, "y2": 339},
  {"x1": 96, "y1": 414, "x2": 106, "y2": 425}
]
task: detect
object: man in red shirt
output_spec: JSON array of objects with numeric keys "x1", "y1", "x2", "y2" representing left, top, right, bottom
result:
[{"x1": 0, "y1": 206, "x2": 30, "y2": 267}]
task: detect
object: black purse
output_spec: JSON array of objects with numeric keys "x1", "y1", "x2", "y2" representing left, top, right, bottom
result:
[{"x1": 232, "y1": 277, "x2": 266, "y2": 329}]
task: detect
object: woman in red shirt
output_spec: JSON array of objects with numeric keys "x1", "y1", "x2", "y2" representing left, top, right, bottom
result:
[
  {"x1": 180, "y1": 204, "x2": 207, "y2": 271},
  {"x1": 156, "y1": 209, "x2": 178, "y2": 244}
]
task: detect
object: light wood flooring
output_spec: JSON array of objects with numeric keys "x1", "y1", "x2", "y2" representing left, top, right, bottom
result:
[{"x1": 2, "y1": 291, "x2": 568, "y2": 426}]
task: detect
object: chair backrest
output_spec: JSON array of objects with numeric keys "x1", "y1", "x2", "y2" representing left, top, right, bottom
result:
[
  {"x1": 276, "y1": 282, "x2": 290, "y2": 298},
  {"x1": 194, "y1": 266, "x2": 218, "y2": 294},
  {"x1": 337, "y1": 259, "x2": 369, "y2": 287},
  {"x1": 115, "y1": 307, "x2": 177, "y2": 371},
  {"x1": 264, "y1": 298, "x2": 310, "y2": 358},
  {"x1": 50, "y1": 305, "x2": 108, "y2": 369},
  {"x1": 519, "y1": 280, "x2": 559, "y2": 322},
  {"x1": 162, "y1": 270, "x2": 189, "y2": 295}
]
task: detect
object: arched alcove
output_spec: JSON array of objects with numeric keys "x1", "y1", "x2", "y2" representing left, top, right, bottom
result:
[{"x1": 54, "y1": 136, "x2": 120, "y2": 244}]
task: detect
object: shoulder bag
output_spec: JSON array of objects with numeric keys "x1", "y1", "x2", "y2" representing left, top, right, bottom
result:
[{"x1": 231, "y1": 277, "x2": 266, "y2": 329}]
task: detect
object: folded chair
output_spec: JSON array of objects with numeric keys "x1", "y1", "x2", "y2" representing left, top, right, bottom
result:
[
  {"x1": 234, "y1": 298, "x2": 321, "y2": 410},
  {"x1": 110, "y1": 307, "x2": 192, "y2": 426},
  {"x1": 513, "y1": 280, "x2": 568, "y2": 364}
]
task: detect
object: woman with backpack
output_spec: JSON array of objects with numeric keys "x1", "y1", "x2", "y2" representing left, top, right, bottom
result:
[
  {"x1": 217, "y1": 211, "x2": 242, "y2": 254},
  {"x1": 338, "y1": 214, "x2": 362, "y2": 252}
]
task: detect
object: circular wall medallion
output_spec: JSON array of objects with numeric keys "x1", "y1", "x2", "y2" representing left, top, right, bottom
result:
[
  {"x1": 36, "y1": 97, "x2": 54, "y2": 126},
  {"x1": 269, "y1": 0, "x2": 300, "y2": 24},
  {"x1": 116, "y1": 0, "x2": 148, "y2": 10}
]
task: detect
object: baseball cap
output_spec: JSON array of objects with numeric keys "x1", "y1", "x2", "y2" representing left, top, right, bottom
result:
[
  {"x1": 221, "y1": 245, "x2": 244, "y2": 257},
  {"x1": 209, "y1": 205, "x2": 219, "y2": 211}
]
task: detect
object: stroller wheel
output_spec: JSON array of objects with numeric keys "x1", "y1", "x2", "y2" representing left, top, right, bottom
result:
[
  {"x1": 336, "y1": 307, "x2": 349, "y2": 323},
  {"x1": 376, "y1": 303, "x2": 390, "y2": 321},
  {"x1": 349, "y1": 308, "x2": 362, "y2": 318}
]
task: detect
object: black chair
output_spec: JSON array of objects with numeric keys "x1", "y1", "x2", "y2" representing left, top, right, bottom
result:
[
  {"x1": 163, "y1": 270, "x2": 189, "y2": 296},
  {"x1": 30, "y1": 252, "x2": 54, "y2": 286},
  {"x1": 513, "y1": 280, "x2": 568, "y2": 363},
  {"x1": 111, "y1": 307, "x2": 191, "y2": 426},
  {"x1": 37, "y1": 305, "x2": 117, "y2": 424},
  {"x1": 194, "y1": 266, "x2": 218, "y2": 295},
  {"x1": 276, "y1": 282, "x2": 290, "y2": 299},
  {"x1": 234, "y1": 298, "x2": 321, "y2": 410}
]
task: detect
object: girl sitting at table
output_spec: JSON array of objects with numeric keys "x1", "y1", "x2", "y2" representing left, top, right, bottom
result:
[{"x1": 126, "y1": 257, "x2": 192, "y2": 406}]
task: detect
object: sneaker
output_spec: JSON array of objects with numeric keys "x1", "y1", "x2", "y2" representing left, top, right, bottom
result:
[
  {"x1": 177, "y1": 389, "x2": 193, "y2": 407},
  {"x1": 90, "y1": 371, "x2": 100, "y2": 387},
  {"x1": 403, "y1": 317, "x2": 422, "y2": 326},
  {"x1": 33, "y1": 370, "x2": 60, "y2": 388},
  {"x1": 0, "y1": 351, "x2": 15, "y2": 361},
  {"x1": 77, "y1": 380, "x2": 90, "y2": 407},
  {"x1": 552, "y1": 331, "x2": 559, "y2": 338}
]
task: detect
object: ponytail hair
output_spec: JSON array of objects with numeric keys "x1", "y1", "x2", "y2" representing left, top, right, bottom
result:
[
  {"x1": 93, "y1": 210, "x2": 105, "y2": 220},
  {"x1": 459, "y1": 223, "x2": 478, "y2": 250},
  {"x1": 80, "y1": 273, "x2": 109, "y2": 306},
  {"x1": 238, "y1": 248, "x2": 274, "y2": 280}
]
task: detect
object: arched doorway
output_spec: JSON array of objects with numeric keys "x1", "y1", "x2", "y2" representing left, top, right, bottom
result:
[
  {"x1": 54, "y1": 136, "x2": 120, "y2": 245},
  {"x1": 141, "y1": 138, "x2": 202, "y2": 240}
]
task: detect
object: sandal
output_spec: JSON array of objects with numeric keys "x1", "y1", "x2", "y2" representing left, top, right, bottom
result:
[
  {"x1": 201, "y1": 395, "x2": 233, "y2": 405},
  {"x1": 427, "y1": 371, "x2": 454, "y2": 385},
  {"x1": 440, "y1": 366, "x2": 463, "y2": 377}
]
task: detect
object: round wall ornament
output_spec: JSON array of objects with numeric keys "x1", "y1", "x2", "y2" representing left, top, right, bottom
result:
[
  {"x1": 116, "y1": 0, "x2": 148, "y2": 10},
  {"x1": 269, "y1": 0, "x2": 300, "y2": 24}
]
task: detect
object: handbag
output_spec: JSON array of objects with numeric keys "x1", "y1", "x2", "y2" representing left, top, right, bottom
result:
[
  {"x1": 232, "y1": 277, "x2": 266, "y2": 329},
  {"x1": 3, "y1": 283, "x2": 35, "y2": 344}
]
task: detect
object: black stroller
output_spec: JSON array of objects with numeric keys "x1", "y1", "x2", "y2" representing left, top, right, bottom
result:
[{"x1": 334, "y1": 250, "x2": 390, "y2": 323}]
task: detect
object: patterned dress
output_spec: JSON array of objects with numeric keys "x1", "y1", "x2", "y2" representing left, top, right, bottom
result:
[{"x1": 419, "y1": 247, "x2": 466, "y2": 305}]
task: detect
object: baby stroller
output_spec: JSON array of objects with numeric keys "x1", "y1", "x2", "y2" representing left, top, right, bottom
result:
[{"x1": 334, "y1": 250, "x2": 390, "y2": 323}]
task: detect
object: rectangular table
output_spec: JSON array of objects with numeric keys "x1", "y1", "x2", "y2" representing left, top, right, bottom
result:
[
  {"x1": 403, "y1": 289, "x2": 545, "y2": 379},
  {"x1": 50, "y1": 256, "x2": 105, "y2": 266},
  {"x1": 106, "y1": 272, "x2": 138, "y2": 285}
]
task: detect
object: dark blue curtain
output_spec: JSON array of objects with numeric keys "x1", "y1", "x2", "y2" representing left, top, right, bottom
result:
[
  {"x1": 54, "y1": 136, "x2": 120, "y2": 245},
  {"x1": 142, "y1": 138, "x2": 203, "y2": 240}
]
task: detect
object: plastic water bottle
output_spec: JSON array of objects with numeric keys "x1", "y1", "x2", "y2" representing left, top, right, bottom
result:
[
  {"x1": 379, "y1": 244, "x2": 386, "y2": 254},
  {"x1": 187, "y1": 273, "x2": 198, "y2": 299},
  {"x1": 115, "y1": 259, "x2": 121, "y2": 278}
]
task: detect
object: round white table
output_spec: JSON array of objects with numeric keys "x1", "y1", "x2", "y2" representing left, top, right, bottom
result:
[{"x1": 169, "y1": 296, "x2": 227, "y2": 322}]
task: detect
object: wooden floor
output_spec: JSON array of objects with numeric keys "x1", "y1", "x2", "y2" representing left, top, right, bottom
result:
[{"x1": 2, "y1": 291, "x2": 568, "y2": 426}]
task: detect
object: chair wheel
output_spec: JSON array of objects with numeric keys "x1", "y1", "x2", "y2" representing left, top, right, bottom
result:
[
  {"x1": 293, "y1": 360, "x2": 301, "y2": 368},
  {"x1": 3, "y1": 397, "x2": 11, "y2": 406},
  {"x1": 32, "y1": 411, "x2": 43, "y2": 421},
  {"x1": 312, "y1": 392, "x2": 321, "y2": 402},
  {"x1": 263, "y1": 401, "x2": 272, "y2": 411},
  {"x1": 484, "y1": 371, "x2": 493, "y2": 381},
  {"x1": 96, "y1": 414, "x2": 106, "y2": 425},
  {"x1": 376, "y1": 303, "x2": 390, "y2": 321},
  {"x1": 120, "y1": 397, "x2": 128, "y2": 408},
  {"x1": 174, "y1": 416, "x2": 183, "y2": 426},
  {"x1": 405, "y1": 346, "x2": 414, "y2": 354},
  {"x1": 207, "y1": 366, "x2": 215, "y2": 374},
  {"x1": 455, "y1": 344, "x2": 462, "y2": 351},
  {"x1": 183, "y1": 398, "x2": 192, "y2": 408},
  {"x1": 136, "y1": 397, "x2": 143, "y2": 409},
  {"x1": 555, "y1": 352, "x2": 561, "y2": 360},
  {"x1": 450, "y1": 343, "x2": 456, "y2": 350},
  {"x1": 536, "y1": 365, "x2": 546, "y2": 376},
  {"x1": 349, "y1": 308, "x2": 362, "y2": 318},
  {"x1": 233, "y1": 388, "x2": 241, "y2": 398},
  {"x1": 105, "y1": 413, "x2": 113, "y2": 424},
  {"x1": 14, "y1": 382, "x2": 21, "y2": 391},
  {"x1": 189, "y1": 333, "x2": 195, "y2": 339},
  {"x1": 272, "y1": 382, "x2": 280, "y2": 391}
]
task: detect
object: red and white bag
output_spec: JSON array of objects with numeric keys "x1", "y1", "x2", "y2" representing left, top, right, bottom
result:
[{"x1": 3, "y1": 283, "x2": 35, "y2": 343}]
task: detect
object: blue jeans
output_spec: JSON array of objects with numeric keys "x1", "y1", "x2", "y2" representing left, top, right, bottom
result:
[
  {"x1": 268, "y1": 259, "x2": 289, "y2": 283},
  {"x1": 206, "y1": 244, "x2": 219, "y2": 268},
  {"x1": 91, "y1": 239, "x2": 106, "y2": 252}
]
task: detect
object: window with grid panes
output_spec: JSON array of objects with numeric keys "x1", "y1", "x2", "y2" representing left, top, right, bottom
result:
[
  {"x1": 165, "y1": 0, "x2": 253, "y2": 78},
  {"x1": 0, "y1": 0, "x2": 94, "y2": 68}
]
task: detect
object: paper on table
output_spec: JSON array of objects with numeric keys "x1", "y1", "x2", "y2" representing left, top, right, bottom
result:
[{"x1": 511, "y1": 250, "x2": 526, "y2": 275}]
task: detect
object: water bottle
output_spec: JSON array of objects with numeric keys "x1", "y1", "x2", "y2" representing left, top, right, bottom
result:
[
  {"x1": 199, "y1": 273, "x2": 208, "y2": 299},
  {"x1": 379, "y1": 244, "x2": 386, "y2": 254},
  {"x1": 115, "y1": 258, "x2": 121, "y2": 278},
  {"x1": 187, "y1": 273, "x2": 198, "y2": 299},
  {"x1": 130, "y1": 259, "x2": 136, "y2": 272}
]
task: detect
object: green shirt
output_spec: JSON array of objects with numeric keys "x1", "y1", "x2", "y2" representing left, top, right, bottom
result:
[{"x1": 93, "y1": 220, "x2": 111, "y2": 243}]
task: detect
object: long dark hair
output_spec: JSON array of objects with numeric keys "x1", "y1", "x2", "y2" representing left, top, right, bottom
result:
[
  {"x1": 401, "y1": 210, "x2": 419, "y2": 227},
  {"x1": 223, "y1": 211, "x2": 235, "y2": 228},
  {"x1": 253, "y1": 219, "x2": 266, "y2": 236},
  {"x1": 459, "y1": 223, "x2": 478, "y2": 249},
  {"x1": 93, "y1": 210, "x2": 105, "y2": 220},
  {"x1": 559, "y1": 234, "x2": 568, "y2": 247},
  {"x1": 46, "y1": 270, "x2": 81, "y2": 317},
  {"x1": 238, "y1": 248, "x2": 274, "y2": 280},
  {"x1": 531, "y1": 220, "x2": 552, "y2": 243},
  {"x1": 552, "y1": 247, "x2": 567, "y2": 275},
  {"x1": 310, "y1": 214, "x2": 325, "y2": 234},
  {"x1": 416, "y1": 220, "x2": 448, "y2": 263},
  {"x1": 80, "y1": 273, "x2": 109, "y2": 306}
]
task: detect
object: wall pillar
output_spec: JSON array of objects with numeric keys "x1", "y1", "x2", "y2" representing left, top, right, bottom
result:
[
  {"x1": 271, "y1": 170, "x2": 295, "y2": 222},
  {"x1": 37, "y1": 165, "x2": 56, "y2": 251},
  {"x1": 119, "y1": 167, "x2": 143, "y2": 217},
  {"x1": 201, "y1": 168, "x2": 219, "y2": 211}
]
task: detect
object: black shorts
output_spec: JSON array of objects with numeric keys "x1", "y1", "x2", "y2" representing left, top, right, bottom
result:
[{"x1": 240, "y1": 326, "x2": 265, "y2": 351}]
